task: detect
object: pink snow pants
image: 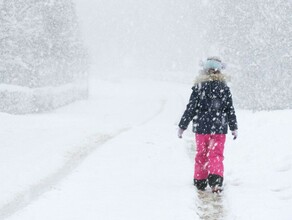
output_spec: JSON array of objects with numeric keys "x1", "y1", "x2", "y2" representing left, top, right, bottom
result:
[{"x1": 194, "y1": 134, "x2": 226, "y2": 180}]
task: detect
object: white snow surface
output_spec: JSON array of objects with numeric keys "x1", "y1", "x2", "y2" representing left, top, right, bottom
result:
[{"x1": 0, "y1": 73, "x2": 291, "y2": 220}]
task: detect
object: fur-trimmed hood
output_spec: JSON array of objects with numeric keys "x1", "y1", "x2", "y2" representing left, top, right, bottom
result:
[{"x1": 194, "y1": 71, "x2": 230, "y2": 85}]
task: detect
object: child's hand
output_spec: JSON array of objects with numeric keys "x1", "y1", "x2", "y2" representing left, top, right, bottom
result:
[
  {"x1": 178, "y1": 128, "x2": 185, "y2": 138},
  {"x1": 232, "y1": 130, "x2": 238, "y2": 140}
]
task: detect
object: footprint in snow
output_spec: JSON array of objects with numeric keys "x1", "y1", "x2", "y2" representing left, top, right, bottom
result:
[
  {"x1": 270, "y1": 185, "x2": 292, "y2": 200},
  {"x1": 270, "y1": 185, "x2": 291, "y2": 193},
  {"x1": 274, "y1": 163, "x2": 291, "y2": 172}
]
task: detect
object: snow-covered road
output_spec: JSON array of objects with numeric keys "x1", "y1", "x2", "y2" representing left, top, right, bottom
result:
[{"x1": 1, "y1": 76, "x2": 291, "y2": 219}]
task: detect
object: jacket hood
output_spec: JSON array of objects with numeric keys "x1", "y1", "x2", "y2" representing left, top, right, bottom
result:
[{"x1": 194, "y1": 71, "x2": 230, "y2": 85}]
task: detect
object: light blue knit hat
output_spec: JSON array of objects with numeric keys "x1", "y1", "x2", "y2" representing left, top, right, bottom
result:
[{"x1": 203, "y1": 57, "x2": 226, "y2": 71}]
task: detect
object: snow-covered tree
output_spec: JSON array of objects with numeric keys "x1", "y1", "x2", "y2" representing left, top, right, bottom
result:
[
  {"x1": 198, "y1": 0, "x2": 292, "y2": 110},
  {"x1": 0, "y1": 0, "x2": 88, "y2": 113}
]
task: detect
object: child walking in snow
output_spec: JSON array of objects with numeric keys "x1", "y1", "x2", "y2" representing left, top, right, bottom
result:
[{"x1": 178, "y1": 57, "x2": 238, "y2": 193}]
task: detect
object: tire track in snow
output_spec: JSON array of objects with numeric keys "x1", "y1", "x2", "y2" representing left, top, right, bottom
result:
[
  {"x1": 137, "y1": 99, "x2": 166, "y2": 126},
  {"x1": 0, "y1": 99, "x2": 167, "y2": 220},
  {"x1": 0, "y1": 134, "x2": 113, "y2": 220}
]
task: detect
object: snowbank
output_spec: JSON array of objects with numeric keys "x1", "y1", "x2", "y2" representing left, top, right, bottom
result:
[{"x1": 0, "y1": 81, "x2": 88, "y2": 114}]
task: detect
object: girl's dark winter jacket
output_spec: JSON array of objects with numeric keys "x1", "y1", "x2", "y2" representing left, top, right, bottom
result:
[{"x1": 179, "y1": 73, "x2": 238, "y2": 134}]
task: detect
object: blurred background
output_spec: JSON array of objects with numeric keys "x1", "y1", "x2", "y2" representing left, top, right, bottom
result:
[
  {"x1": 0, "y1": 0, "x2": 291, "y2": 112},
  {"x1": 74, "y1": 0, "x2": 292, "y2": 110}
]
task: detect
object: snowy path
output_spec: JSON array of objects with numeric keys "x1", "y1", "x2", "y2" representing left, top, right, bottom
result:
[
  {"x1": 1, "y1": 77, "x2": 291, "y2": 219},
  {"x1": 6, "y1": 79, "x2": 196, "y2": 220}
]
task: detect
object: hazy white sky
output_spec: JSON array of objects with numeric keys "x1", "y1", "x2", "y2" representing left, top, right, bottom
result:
[{"x1": 73, "y1": 0, "x2": 205, "y2": 73}]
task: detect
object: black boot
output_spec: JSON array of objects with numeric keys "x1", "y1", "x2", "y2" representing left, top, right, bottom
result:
[
  {"x1": 194, "y1": 179, "x2": 208, "y2": 191},
  {"x1": 208, "y1": 174, "x2": 223, "y2": 192}
]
